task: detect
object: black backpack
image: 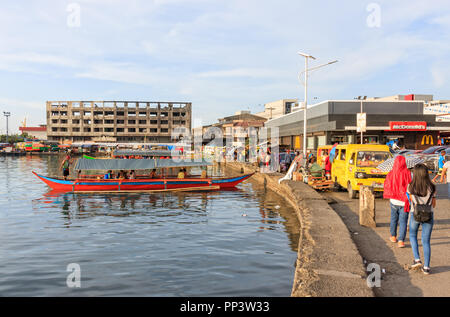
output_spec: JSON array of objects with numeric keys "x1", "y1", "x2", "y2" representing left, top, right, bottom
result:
[{"x1": 411, "y1": 189, "x2": 435, "y2": 223}]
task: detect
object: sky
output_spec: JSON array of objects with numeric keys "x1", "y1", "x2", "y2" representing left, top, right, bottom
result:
[{"x1": 1, "y1": 0, "x2": 450, "y2": 133}]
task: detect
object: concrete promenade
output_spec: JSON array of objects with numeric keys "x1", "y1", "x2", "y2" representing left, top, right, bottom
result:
[{"x1": 324, "y1": 184, "x2": 450, "y2": 297}]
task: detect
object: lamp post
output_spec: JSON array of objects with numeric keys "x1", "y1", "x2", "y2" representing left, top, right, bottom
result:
[
  {"x1": 3, "y1": 111, "x2": 10, "y2": 144},
  {"x1": 297, "y1": 52, "x2": 337, "y2": 156}
]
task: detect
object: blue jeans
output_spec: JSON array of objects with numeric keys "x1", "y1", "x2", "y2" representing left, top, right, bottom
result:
[
  {"x1": 390, "y1": 203, "x2": 409, "y2": 241},
  {"x1": 409, "y1": 213, "x2": 434, "y2": 268}
]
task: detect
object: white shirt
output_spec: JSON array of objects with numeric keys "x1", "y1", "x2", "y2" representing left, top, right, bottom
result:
[{"x1": 390, "y1": 199, "x2": 405, "y2": 206}]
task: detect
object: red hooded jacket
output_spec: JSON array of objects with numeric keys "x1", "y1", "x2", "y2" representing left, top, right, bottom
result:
[{"x1": 383, "y1": 155, "x2": 412, "y2": 212}]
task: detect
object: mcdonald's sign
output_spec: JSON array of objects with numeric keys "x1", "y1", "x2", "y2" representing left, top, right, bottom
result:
[
  {"x1": 421, "y1": 134, "x2": 434, "y2": 145},
  {"x1": 389, "y1": 121, "x2": 427, "y2": 131}
]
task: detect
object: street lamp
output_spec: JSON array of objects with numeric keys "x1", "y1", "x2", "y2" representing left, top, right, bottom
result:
[
  {"x1": 297, "y1": 52, "x2": 337, "y2": 156},
  {"x1": 3, "y1": 111, "x2": 10, "y2": 144}
]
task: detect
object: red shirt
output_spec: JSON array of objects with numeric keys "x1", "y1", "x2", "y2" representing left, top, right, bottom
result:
[{"x1": 324, "y1": 156, "x2": 331, "y2": 171}]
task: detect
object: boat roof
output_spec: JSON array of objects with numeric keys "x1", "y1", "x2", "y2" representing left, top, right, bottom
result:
[
  {"x1": 74, "y1": 158, "x2": 212, "y2": 170},
  {"x1": 113, "y1": 149, "x2": 178, "y2": 157}
]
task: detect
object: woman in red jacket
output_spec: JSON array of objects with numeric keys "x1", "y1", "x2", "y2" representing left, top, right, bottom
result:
[{"x1": 383, "y1": 155, "x2": 412, "y2": 248}]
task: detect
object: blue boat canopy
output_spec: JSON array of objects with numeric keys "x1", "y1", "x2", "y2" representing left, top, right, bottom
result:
[{"x1": 74, "y1": 158, "x2": 212, "y2": 171}]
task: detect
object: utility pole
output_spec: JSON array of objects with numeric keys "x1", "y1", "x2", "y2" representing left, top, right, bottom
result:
[
  {"x1": 298, "y1": 52, "x2": 337, "y2": 156},
  {"x1": 3, "y1": 111, "x2": 10, "y2": 143}
]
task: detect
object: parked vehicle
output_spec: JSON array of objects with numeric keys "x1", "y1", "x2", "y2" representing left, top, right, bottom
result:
[
  {"x1": 331, "y1": 144, "x2": 392, "y2": 199},
  {"x1": 419, "y1": 145, "x2": 449, "y2": 155},
  {"x1": 421, "y1": 147, "x2": 450, "y2": 171}
]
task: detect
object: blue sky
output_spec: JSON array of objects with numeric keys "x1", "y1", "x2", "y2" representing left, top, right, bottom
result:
[{"x1": 1, "y1": 0, "x2": 450, "y2": 133}]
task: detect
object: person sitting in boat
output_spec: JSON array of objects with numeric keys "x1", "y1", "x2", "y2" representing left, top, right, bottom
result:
[
  {"x1": 104, "y1": 170, "x2": 112, "y2": 179},
  {"x1": 149, "y1": 169, "x2": 157, "y2": 179},
  {"x1": 177, "y1": 168, "x2": 185, "y2": 179},
  {"x1": 129, "y1": 170, "x2": 136, "y2": 179},
  {"x1": 201, "y1": 168, "x2": 207, "y2": 178}
]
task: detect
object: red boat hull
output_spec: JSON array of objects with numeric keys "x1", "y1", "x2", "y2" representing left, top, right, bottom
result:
[{"x1": 32, "y1": 171, "x2": 253, "y2": 192}]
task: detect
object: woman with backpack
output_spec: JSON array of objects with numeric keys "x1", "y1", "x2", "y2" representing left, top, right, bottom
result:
[
  {"x1": 407, "y1": 164, "x2": 436, "y2": 275},
  {"x1": 383, "y1": 155, "x2": 412, "y2": 248}
]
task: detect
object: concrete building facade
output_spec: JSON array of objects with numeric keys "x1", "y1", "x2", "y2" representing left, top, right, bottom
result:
[
  {"x1": 264, "y1": 100, "x2": 450, "y2": 151},
  {"x1": 255, "y1": 99, "x2": 297, "y2": 120},
  {"x1": 46, "y1": 101, "x2": 191, "y2": 143}
]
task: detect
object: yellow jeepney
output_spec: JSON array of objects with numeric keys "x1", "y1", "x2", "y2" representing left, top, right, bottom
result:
[{"x1": 331, "y1": 144, "x2": 392, "y2": 199}]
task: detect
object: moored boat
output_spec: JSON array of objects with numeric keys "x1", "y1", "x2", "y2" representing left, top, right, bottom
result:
[{"x1": 32, "y1": 158, "x2": 253, "y2": 192}]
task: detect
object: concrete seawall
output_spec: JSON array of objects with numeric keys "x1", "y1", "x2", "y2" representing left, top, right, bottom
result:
[{"x1": 225, "y1": 162, "x2": 373, "y2": 297}]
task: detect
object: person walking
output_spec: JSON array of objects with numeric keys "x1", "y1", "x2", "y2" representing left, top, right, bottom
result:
[
  {"x1": 407, "y1": 164, "x2": 436, "y2": 274},
  {"x1": 440, "y1": 158, "x2": 450, "y2": 198},
  {"x1": 432, "y1": 151, "x2": 446, "y2": 183},
  {"x1": 383, "y1": 155, "x2": 412, "y2": 248}
]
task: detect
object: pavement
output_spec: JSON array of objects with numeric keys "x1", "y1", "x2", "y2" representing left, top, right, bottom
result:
[{"x1": 323, "y1": 183, "x2": 450, "y2": 297}]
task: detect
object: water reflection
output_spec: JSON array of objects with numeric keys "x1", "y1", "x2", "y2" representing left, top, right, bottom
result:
[{"x1": 1, "y1": 156, "x2": 301, "y2": 296}]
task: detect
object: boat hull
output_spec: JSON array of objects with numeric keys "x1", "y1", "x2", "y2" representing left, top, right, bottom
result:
[{"x1": 32, "y1": 171, "x2": 253, "y2": 192}]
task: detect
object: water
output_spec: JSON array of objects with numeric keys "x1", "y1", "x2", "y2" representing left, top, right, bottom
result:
[{"x1": 0, "y1": 155, "x2": 300, "y2": 296}]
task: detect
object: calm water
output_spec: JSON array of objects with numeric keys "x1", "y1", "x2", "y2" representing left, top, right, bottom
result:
[{"x1": 0, "y1": 155, "x2": 300, "y2": 296}]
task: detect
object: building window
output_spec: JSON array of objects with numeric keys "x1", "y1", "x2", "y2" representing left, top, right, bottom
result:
[
  {"x1": 128, "y1": 128, "x2": 136, "y2": 132},
  {"x1": 139, "y1": 120, "x2": 147, "y2": 124}
]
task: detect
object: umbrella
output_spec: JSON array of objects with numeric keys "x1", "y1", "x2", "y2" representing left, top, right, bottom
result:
[{"x1": 376, "y1": 156, "x2": 424, "y2": 172}]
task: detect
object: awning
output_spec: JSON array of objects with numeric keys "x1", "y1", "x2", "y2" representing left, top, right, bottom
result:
[
  {"x1": 74, "y1": 158, "x2": 212, "y2": 170},
  {"x1": 113, "y1": 149, "x2": 179, "y2": 157}
]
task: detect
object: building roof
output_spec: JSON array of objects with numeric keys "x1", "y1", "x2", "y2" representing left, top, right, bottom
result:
[{"x1": 19, "y1": 126, "x2": 47, "y2": 132}]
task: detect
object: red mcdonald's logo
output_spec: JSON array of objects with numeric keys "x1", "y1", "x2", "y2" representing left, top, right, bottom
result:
[{"x1": 389, "y1": 121, "x2": 427, "y2": 131}]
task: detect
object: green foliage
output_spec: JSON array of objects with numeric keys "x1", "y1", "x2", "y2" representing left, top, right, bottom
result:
[{"x1": 0, "y1": 134, "x2": 28, "y2": 143}]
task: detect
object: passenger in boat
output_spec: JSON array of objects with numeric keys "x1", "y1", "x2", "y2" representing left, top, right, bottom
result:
[
  {"x1": 177, "y1": 168, "x2": 185, "y2": 179},
  {"x1": 201, "y1": 168, "x2": 207, "y2": 178},
  {"x1": 104, "y1": 170, "x2": 112, "y2": 179},
  {"x1": 60, "y1": 154, "x2": 72, "y2": 180},
  {"x1": 129, "y1": 170, "x2": 136, "y2": 179},
  {"x1": 149, "y1": 169, "x2": 157, "y2": 179}
]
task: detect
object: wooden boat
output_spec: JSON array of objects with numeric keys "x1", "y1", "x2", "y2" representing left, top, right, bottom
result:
[{"x1": 32, "y1": 158, "x2": 253, "y2": 192}]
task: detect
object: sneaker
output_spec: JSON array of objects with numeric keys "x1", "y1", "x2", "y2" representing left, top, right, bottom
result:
[
  {"x1": 422, "y1": 267, "x2": 431, "y2": 275},
  {"x1": 411, "y1": 259, "x2": 422, "y2": 268},
  {"x1": 390, "y1": 236, "x2": 397, "y2": 243},
  {"x1": 398, "y1": 241, "x2": 405, "y2": 248}
]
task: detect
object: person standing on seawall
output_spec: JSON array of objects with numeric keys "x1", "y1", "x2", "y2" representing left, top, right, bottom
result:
[
  {"x1": 383, "y1": 155, "x2": 412, "y2": 248},
  {"x1": 408, "y1": 164, "x2": 436, "y2": 274},
  {"x1": 440, "y1": 159, "x2": 450, "y2": 198}
]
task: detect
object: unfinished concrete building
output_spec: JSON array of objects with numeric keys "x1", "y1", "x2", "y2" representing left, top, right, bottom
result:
[{"x1": 46, "y1": 101, "x2": 192, "y2": 143}]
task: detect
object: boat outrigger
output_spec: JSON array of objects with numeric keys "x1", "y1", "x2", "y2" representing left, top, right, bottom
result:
[{"x1": 33, "y1": 158, "x2": 253, "y2": 192}]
